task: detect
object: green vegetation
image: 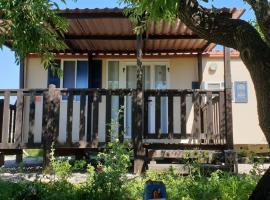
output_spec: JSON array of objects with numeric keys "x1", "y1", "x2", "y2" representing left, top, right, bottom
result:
[
  {"x1": 0, "y1": 166, "x2": 258, "y2": 200},
  {"x1": 0, "y1": 112, "x2": 260, "y2": 199},
  {"x1": 0, "y1": 141, "x2": 260, "y2": 200},
  {"x1": 24, "y1": 149, "x2": 43, "y2": 157}
]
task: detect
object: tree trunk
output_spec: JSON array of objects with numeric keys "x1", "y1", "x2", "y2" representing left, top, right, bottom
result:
[
  {"x1": 249, "y1": 167, "x2": 270, "y2": 200},
  {"x1": 177, "y1": 0, "x2": 270, "y2": 198}
]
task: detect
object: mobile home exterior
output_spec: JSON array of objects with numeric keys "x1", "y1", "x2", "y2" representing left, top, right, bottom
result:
[{"x1": 0, "y1": 8, "x2": 267, "y2": 173}]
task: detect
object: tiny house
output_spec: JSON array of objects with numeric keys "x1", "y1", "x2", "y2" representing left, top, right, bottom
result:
[{"x1": 0, "y1": 8, "x2": 267, "y2": 173}]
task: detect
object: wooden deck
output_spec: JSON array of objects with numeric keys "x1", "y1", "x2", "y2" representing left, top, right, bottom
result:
[{"x1": 0, "y1": 86, "x2": 230, "y2": 169}]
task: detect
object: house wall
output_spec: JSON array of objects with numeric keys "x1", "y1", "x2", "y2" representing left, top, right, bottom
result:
[
  {"x1": 23, "y1": 55, "x2": 267, "y2": 149},
  {"x1": 202, "y1": 56, "x2": 267, "y2": 151}
]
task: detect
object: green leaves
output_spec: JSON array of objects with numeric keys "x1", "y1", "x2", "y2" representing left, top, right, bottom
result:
[{"x1": 0, "y1": 0, "x2": 68, "y2": 68}]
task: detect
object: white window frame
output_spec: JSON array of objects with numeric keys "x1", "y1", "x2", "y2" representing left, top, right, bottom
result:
[
  {"x1": 60, "y1": 59, "x2": 88, "y2": 102},
  {"x1": 106, "y1": 59, "x2": 170, "y2": 89},
  {"x1": 60, "y1": 59, "x2": 88, "y2": 89}
]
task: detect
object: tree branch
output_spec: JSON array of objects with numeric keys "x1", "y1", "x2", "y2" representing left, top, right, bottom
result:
[
  {"x1": 178, "y1": 0, "x2": 267, "y2": 51},
  {"x1": 244, "y1": 0, "x2": 270, "y2": 44}
]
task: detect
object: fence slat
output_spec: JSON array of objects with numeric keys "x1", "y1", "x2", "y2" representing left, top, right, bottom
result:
[
  {"x1": 207, "y1": 91, "x2": 214, "y2": 143},
  {"x1": 14, "y1": 91, "x2": 23, "y2": 145},
  {"x1": 118, "y1": 95, "x2": 124, "y2": 143},
  {"x1": 168, "y1": 95, "x2": 174, "y2": 139},
  {"x1": 2, "y1": 91, "x2": 10, "y2": 144},
  {"x1": 144, "y1": 94, "x2": 149, "y2": 138},
  {"x1": 28, "y1": 92, "x2": 35, "y2": 144},
  {"x1": 66, "y1": 92, "x2": 73, "y2": 145},
  {"x1": 92, "y1": 92, "x2": 99, "y2": 147},
  {"x1": 79, "y1": 93, "x2": 86, "y2": 141},
  {"x1": 87, "y1": 93, "x2": 92, "y2": 143},
  {"x1": 219, "y1": 91, "x2": 226, "y2": 144},
  {"x1": 105, "y1": 94, "x2": 111, "y2": 143},
  {"x1": 155, "y1": 95, "x2": 161, "y2": 138},
  {"x1": 193, "y1": 91, "x2": 201, "y2": 139},
  {"x1": 0, "y1": 99, "x2": 3, "y2": 143},
  {"x1": 181, "y1": 92, "x2": 187, "y2": 137}
]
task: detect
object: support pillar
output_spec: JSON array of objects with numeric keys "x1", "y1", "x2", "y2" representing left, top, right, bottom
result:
[
  {"x1": 42, "y1": 84, "x2": 60, "y2": 168},
  {"x1": 197, "y1": 53, "x2": 203, "y2": 87},
  {"x1": 223, "y1": 47, "x2": 234, "y2": 149},
  {"x1": 19, "y1": 58, "x2": 25, "y2": 89},
  {"x1": 133, "y1": 33, "x2": 146, "y2": 175},
  {"x1": 16, "y1": 150, "x2": 23, "y2": 164},
  {"x1": 87, "y1": 53, "x2": 93, "y2": 143},
  {"x1": 0, "y1": 153, "x2": 4, "y2": 167}
]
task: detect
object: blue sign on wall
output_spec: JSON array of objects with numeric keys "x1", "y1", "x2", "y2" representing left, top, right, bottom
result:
[
  {"x1": 143, "y1": 181, "x2": 167, "y2": 200},
  {"x1": 234, "y1": 81, "x2": 248, "y2": 103}
]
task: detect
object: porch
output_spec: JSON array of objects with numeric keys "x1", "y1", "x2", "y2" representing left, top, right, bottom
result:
[
  {"x1": 0, "y1": 87, "x2": 230, "y2": 168},
  {"x1": 0, "y1": 8, "x2": 241, "y2": 172}
]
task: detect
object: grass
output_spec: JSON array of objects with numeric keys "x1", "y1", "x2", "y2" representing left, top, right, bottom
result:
[
  {"x1": 0, "y1": 169, "x2": 258, "y2": 200},
  {"x1": 23, "y1": 149, "x2": 43, "y2": 157}
]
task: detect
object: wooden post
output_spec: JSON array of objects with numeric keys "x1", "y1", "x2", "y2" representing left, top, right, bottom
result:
[
  {"x1": 87, "y1": 53, "x2": 93, "y2": 143},
  {"x1": 0, "y1": 153, "x2": 4, "y2": 167},
  {"x1": 42, "y1": 84, "x2": 60, "y2": 168},
  {"x1": 19, "y1": 58, "x2": 25, "y2": 89},
  {"x1": 133, "y1": 32, "x2": 146, "y2": 175},
  {"x1": 197, "y1": 53, "x2": 203, "y2": 86},
  {"x1": 224, "y1": 47, "x2": 234, "y2": 149}
]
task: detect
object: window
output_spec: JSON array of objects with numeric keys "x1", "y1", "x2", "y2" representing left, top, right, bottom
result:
[
  {"x1": 62, "y1": 60, "x2": 88, "y2": 100},
  {"x1": 62, "y1": 60, "x2": 88, "y2": 89},
  {"x1": 108, "y1": 61, "x2": 119, "y2": 89},
  {"x1": 48, "y1": 60, "x2": 61, "y2": 87},
  {"x1": 234, "y1": 81, "x2": 248, "y2": 103},
  {"x1": 76, "y1": 61, "x2": 88, "y2": 88}
]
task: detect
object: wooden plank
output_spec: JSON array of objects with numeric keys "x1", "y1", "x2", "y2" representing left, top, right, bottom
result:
[
  {"x1": 197, "y1": 53, "x2": 203, "y2": 85},
  {"x1": 118, "y1": 95, "x2": 124, "y2": 143},
  {"x1": 219, "y1": 91, "x2": 226, "y2": 144},
  {"x1": 207, "y1": 91, "x2": 214, "y2": 143},
  {"x1": 224, "y1": 47, "x2": 234, "y2": 149},
  {"x1": 86, "y1": 93, "x2": 92, "y2": 142},
  {"x1": 0, "y1": 99, "x2": 3, "y2": 143},
  {"x1": 144, "y1": 94, "x2": 149, "y2": 138},
  {"x1": 155, "y1": 95, "x2": 161, "y2": 138},
  {"x1": 92, "y1": 91, "x2": 99, "y2": 147},
  {"x1": 79, "y1": 93, "x2": 86, "y2": 141},
  {"x1": 0, "y1": 153, "x2": 4, "y2": 166},
  {"x1": 14, "y1": 91, "x2": 23, "y2": 145},
  {"x1": 11, "y1": 108, "x2": 16, "y2": 143},
  {"x1": 168, "y1": 95, "x2": 174, "y2": 139},
  {"x1": 28, "y1": 92, "x2": 35, "y2": 144},
  {"x1": 1, "y1": 91, "x2": 10, "y2": 144},
  {"x1": 134, "y1": 32, "x2": 146, "y2": 175},
  {"x1": 181, "y1": 92, "x2": 187, "y2": 137},
  {"x1": 193, "y1": 91, "x2": 201, "y2": 139},
  {"x1": 131, "y1": 91, "x2": 136, "y2": 141},
  {"x1": 66, "y1": 91, "x2": 73, "y2": 145},
  {"x1": 8, "y1": 108, "x2": 12, "y2": 143},
  {"x1": 105, "y1": 94, "x2": 111, "y2": 143}
]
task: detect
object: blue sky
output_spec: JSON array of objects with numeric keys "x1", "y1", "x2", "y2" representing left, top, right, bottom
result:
[{"x1": 0, "y1": 0, "x2": 253, "y2": 89}]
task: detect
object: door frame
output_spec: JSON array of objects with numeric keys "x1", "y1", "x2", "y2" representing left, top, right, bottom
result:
[{"x1": 105, "y1": 59, "x2": 171, "y2": 89}]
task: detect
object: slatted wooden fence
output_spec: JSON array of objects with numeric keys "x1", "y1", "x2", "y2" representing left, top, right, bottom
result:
[{"x1": 0, "y1": 87, "x2": 227, "y2": 154}]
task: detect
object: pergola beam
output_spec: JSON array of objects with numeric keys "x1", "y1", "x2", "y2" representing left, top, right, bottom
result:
[
  {"x1": 64, "y1": 34, "x2": 200, "y2": 40},
  {"x1": 58, "y1": 11, "x2": 126, "y2": 19},
  {"x1": 61, "y1": 49, "x2": 203, "y2": 54}
]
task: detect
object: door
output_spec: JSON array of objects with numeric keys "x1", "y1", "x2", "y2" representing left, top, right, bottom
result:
[
  {"x1": 121, "y1": 62, "x2": 169, "y2": 137},
  {"x1": 124, "y1": 64, "x2": 151, "y2": 137}
]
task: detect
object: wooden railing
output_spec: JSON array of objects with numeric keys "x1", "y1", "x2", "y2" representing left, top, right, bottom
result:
[{"x1": 0, "y1": 86, "x2": 227, "y2": 151}]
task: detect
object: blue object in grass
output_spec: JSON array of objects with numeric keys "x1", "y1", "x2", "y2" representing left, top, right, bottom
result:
[{"x1": 143, "y1": 181, "x2": 167, "y2": 200}]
